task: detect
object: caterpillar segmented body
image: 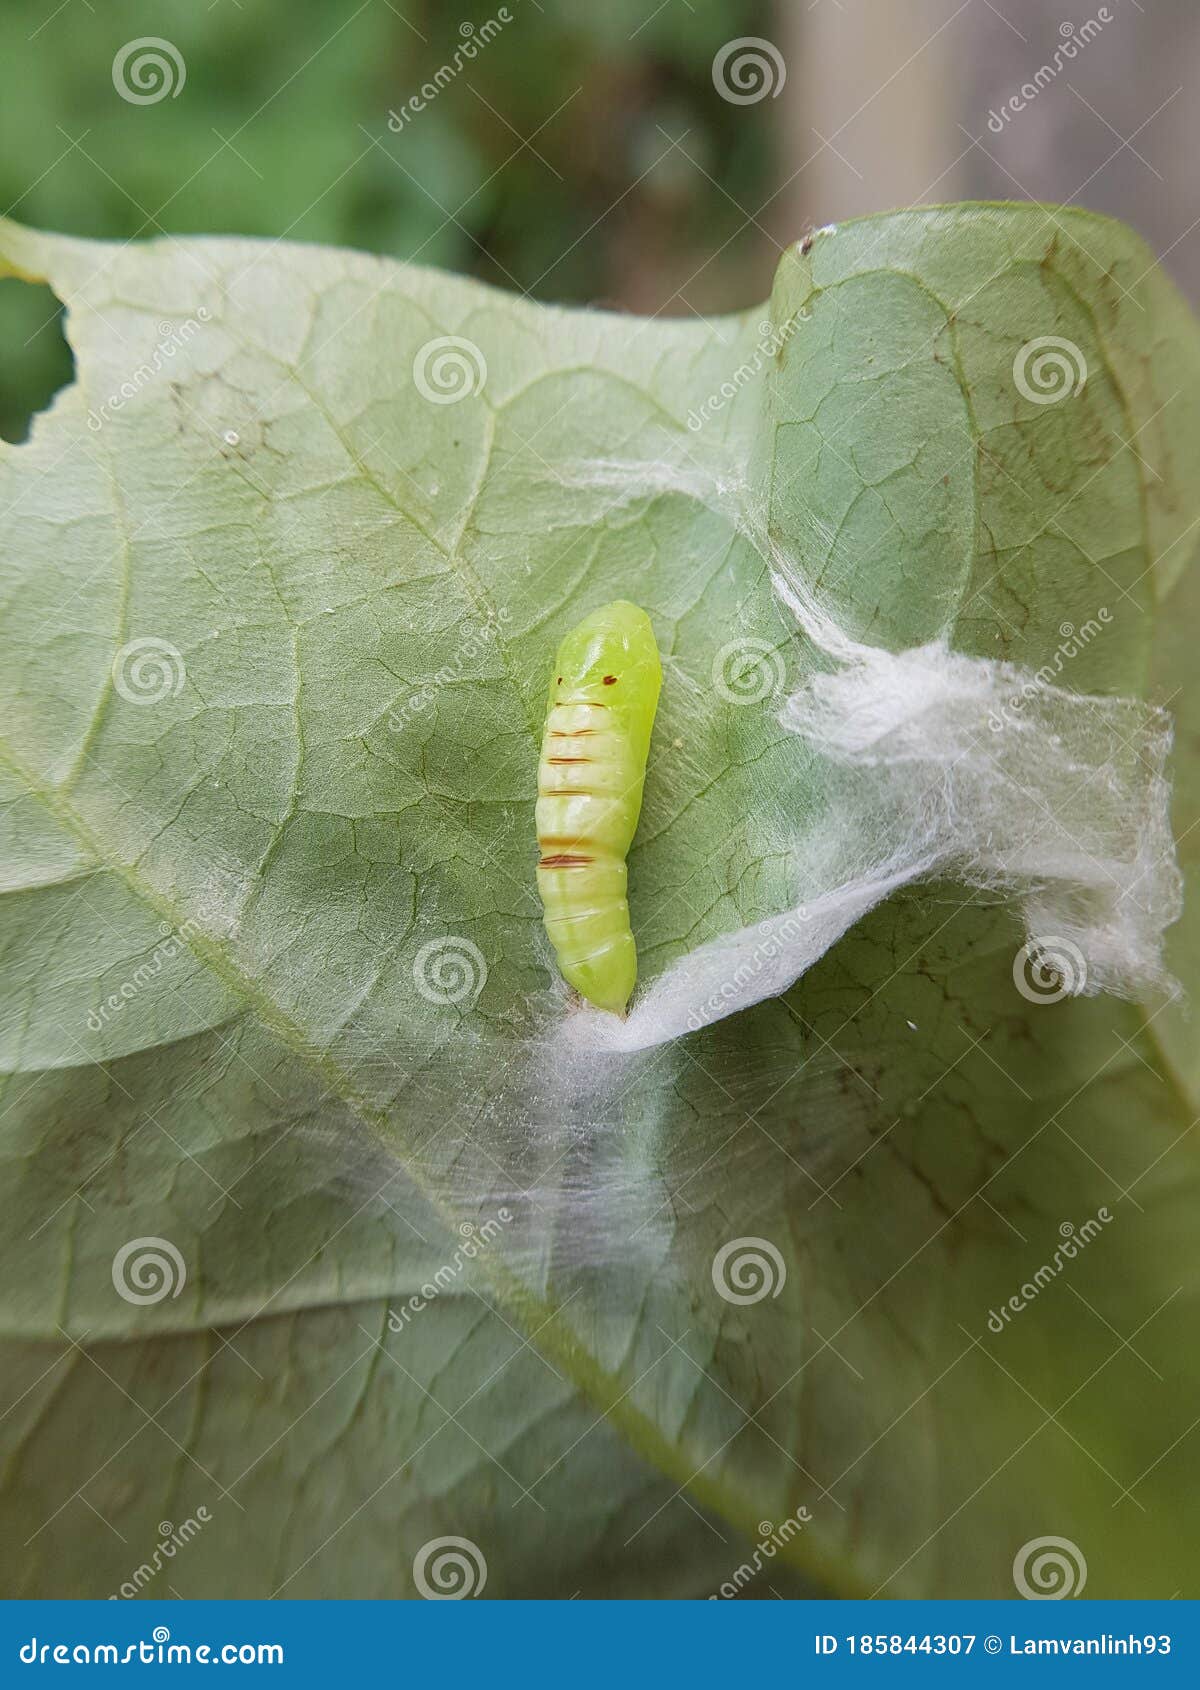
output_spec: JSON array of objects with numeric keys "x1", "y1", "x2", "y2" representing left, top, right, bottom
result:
[{"x1": 536, "y1": 601, "x2": 661, "y2": 1015}]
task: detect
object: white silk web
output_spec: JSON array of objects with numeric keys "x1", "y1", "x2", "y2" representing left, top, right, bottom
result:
[{"x1": 548, "y1": 459, "x2": 1180, "y2": 1053}]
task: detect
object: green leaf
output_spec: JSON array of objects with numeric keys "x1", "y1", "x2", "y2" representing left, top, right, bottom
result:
[{"x1": 1, "y1": 204, "x2": 1198, "y2": 1599}]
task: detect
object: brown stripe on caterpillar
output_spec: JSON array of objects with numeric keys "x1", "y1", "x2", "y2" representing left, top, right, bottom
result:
[{"x1": 539, "y1": 854, "x2": 593, "y2": 867}]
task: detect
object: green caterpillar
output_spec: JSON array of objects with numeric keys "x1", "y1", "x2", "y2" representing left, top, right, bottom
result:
[{"x1": 536, "y1": 601, "x2": 661, "y2": 1015}]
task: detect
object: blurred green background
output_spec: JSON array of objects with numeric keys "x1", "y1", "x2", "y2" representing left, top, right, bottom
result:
[
  {"x1": 3, "y1": 0, "x2": 1196, "y2": 442},
  {"x1": 0, "y1": 0, "x2": 780, "y2": 441}
]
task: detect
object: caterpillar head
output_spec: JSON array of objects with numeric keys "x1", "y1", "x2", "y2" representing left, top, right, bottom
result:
[{"x1": 548, "y1": 600, "x2": 661, "y2": 751}]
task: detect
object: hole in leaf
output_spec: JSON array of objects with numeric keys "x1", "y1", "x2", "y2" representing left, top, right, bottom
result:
[{"x1": 0, "y1": 278, "x2": 75, "y2": 444}]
